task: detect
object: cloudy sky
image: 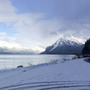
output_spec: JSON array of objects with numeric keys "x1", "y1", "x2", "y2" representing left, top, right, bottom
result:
[{"x1": 0, "y1": 0, "x2": 90, "y2": 52}]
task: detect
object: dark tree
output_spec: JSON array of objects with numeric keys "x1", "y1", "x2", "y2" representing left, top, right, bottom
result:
[{"x1": 82, "y1": 39, "x2": 90, "y2": 55}]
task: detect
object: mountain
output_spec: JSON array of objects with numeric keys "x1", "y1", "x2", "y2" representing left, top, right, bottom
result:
[{"x1": 41, "y1": 36, "x2": 85, "y2": 54}]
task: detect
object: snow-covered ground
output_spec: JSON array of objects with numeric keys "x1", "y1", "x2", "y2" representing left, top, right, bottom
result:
[{"x1": 0, "y1": 58, "x2": 90, "y2": 90}]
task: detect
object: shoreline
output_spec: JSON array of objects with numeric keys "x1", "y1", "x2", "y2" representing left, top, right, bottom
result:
[{"x1": 0, "y1": 58, "x2": 90, "y2": 89}]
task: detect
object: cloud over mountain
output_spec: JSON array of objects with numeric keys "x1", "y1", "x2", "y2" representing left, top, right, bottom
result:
[
  {"x1": 0, "y1": 0, "x2": 89, "y2": 52},
  {"x1": 41, "y1": 36, "x2": 85, "y2": 54}
]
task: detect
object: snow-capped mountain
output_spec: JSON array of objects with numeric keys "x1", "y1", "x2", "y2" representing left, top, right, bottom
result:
[{"x1": 41, "y1": 36, "x2": 85, "y2": 54}]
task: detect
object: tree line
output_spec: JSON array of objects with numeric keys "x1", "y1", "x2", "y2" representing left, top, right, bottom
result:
[{"x1": 82, "y1": 39, "x2": 90, "y2": 55}]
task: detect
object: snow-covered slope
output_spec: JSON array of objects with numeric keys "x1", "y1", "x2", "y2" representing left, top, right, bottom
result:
[
  {"x1": 42, "y1": 36, "x2": 85, "y2": 54},
  {"x1": 0, "y1": 58, "x2": 90, "y2": 90},
  {"x1": 51, "y1": 36, "x2": 84, "y2": 51}
]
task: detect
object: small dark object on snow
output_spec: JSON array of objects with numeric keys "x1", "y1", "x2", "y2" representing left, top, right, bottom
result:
[
  {"x1": 17, "y1": 65, "x2": 23, "y2": 68},
  {"x1": 23, "y1": 70, "x2": 26, "y2": 72}
]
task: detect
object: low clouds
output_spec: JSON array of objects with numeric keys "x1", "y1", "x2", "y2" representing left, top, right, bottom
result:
[
  {"x1": 0, "y1": 0, "x2": 90, "y2": 52},
  {"x1": 0, "y1": 0, "x2": 62, "y2": 51}
]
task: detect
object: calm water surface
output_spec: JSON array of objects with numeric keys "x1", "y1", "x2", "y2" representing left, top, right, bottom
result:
[{"x1": 0, "y1": 54, "x2": 74, "y2": 70}]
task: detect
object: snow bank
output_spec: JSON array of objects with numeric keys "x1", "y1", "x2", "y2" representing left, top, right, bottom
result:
[{"x1": 0, "y1": 58, "x2": 90, "y2": 90}]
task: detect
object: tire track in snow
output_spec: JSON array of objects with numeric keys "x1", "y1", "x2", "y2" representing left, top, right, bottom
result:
[{"x1": 0, "y1": 81, "x2": 90, "y2": 90}]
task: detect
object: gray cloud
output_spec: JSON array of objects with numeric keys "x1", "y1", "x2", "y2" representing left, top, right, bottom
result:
[
  {"x1": 0, "y1": 0, "x2": 89, "y2": 52},
  {"x1": 57, "y1": 0, "x2": 90, "y2": 21}
]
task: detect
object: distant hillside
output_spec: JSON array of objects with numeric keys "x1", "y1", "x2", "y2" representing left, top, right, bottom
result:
[
  {"x1": 0, "y1": 47, "x2": 36, "y2": 54},
  {"x1": 41, "y1": 36, "x2": 85, "y2": 54}
]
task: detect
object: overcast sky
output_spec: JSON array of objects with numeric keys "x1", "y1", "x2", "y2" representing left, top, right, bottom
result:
[{"x1": 0, "y1": 0, "x2": 90, "y2": 52}]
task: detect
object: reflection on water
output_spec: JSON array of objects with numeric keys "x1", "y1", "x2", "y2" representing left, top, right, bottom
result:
[{"x1": 0, "y1": 54, "x2": 74, "y2": 70}]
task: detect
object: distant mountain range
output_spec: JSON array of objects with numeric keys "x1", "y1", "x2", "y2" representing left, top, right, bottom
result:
[
  {"x1": 41, "y1": 36, "x2": 85, "y2": 54},
  {"x1": 0, "y1": 47, "x2": 36, "y2": 54}
]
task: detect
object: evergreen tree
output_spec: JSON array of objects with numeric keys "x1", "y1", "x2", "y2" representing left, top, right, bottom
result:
[{"x1": 82, "y1": 39, "x2": 90, "y2": 55}]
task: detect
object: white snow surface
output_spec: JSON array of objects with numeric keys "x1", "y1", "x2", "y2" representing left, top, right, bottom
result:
[{"x1": 0, "y1": 58, "x2": 90, "y2": 90}]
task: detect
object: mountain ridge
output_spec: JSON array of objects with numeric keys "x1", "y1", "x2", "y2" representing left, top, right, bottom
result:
[{"x1": 41, "y1": 36, "x2": 85, "y2": 54}]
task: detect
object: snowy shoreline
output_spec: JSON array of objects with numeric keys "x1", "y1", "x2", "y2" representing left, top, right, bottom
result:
[{"x1": 0, "y1": 58, "x2": 90, "y2": 90}]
